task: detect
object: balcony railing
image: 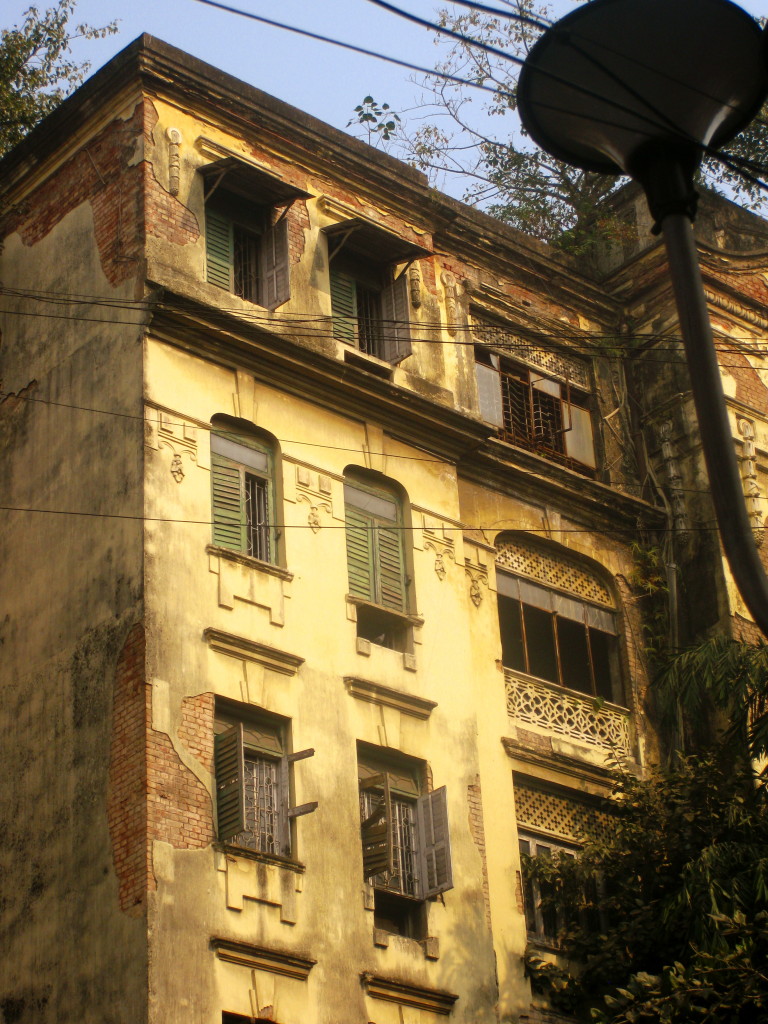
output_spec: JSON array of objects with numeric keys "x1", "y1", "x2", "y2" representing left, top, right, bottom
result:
[{"x1": 505, "y1": 669, "x2": 632, "y2": 756}]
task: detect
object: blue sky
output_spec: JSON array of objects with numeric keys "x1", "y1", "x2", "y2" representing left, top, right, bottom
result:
[{"x1": 12, "y1": 0, "x2": 766, "y2": 137}]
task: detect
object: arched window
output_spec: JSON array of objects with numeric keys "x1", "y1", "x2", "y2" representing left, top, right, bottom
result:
[
  {"x1": 344, "y1": 471, "x2": 412, "y2": 650},
  {"x1": 210, "y1": 418, "x2": 279, "y2": 564},
  {"x1": 496, "y1": 537, "x2": 623, "y2": 705}
]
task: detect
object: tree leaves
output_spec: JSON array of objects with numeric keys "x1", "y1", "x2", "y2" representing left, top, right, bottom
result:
[{"x1": 0, "y1": 2, "x2": 117, "y2": 156}]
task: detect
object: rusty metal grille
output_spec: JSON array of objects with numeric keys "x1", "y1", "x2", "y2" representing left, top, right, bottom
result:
[
  {"x1": 361, "y1": 788, "x2": 418, "y2": 897},
  {"x1": 499, "y1": 368, "x2": 566, "y2": 459},
  {"x1": 236, "y1": 754, "x2": 280, "y2": 854}
]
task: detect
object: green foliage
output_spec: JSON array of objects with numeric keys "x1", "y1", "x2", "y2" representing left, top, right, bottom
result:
[
  {"x1": 347, "y1": 95, "x2": 401, "y2": 147},
  {"x1": 0, "y1": 2, "x2": 117, "y2": 156},
  {"x1": 522, "y1": 638, "x2": 768, "y2": 1022},
  {"x1": 352, "y1": 2, "x2": 768, "y2": 249},
  {"x1": 629, "y1": 542, "x2": 670, "y2": 664}
]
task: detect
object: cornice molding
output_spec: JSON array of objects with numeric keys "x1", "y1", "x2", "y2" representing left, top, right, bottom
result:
[
  {"x1": 210, "y1": 937, "x2": 315, "y2": 980},
  {"x1": 344, "y1": 676, "x2": 437, "y2": 719},
  {"x1": 203, "y1": 628, "x2": 304, "y2": 675},
  {"x1": 360, "y1": 973, "x2": 459, "y2": 1015}
]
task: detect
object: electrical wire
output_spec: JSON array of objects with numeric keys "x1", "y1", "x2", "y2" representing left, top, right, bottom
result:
[{"x1": 0, "y1": 505, "x2": 735, "y2": 536}]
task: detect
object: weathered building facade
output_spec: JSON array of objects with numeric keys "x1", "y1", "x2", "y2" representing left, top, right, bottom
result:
[{"x1": 1, "y1": 35, "x2": 767, "y2": 1024}]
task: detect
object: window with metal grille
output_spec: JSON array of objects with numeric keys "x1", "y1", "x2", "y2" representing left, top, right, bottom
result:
[
  {"x1": 476, "y1": 347, "x2": 596, "y2": 473},
  {"x1": 214, "y1": 706, "x2": 317, "y2": 860},
  {"x1": 360, "y1": 787, "x2": 419, "y2": 897},
  {"x1": 497, "y1": 568, "x2": 623, "y2": 705},
  {"x1": 328, "y1": 258, "x2": 411, "y2": 363},
  {"x1": 210, "y1": 422, "x2": 278, "y2": 564}
]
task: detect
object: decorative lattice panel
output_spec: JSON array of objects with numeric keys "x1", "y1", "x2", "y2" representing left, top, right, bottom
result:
[
  {"x1": 474, "y1": 320, "x2": 591, "y2": 391},
  {"x1": 496, "y1": 539, "x2": 613, "y2": 607},
  {"x1": 514, "y1": 782, "x2": 612, "y2": 845},
  {"x1": 506, "y1": 670, "x2": 631, "y2": 754}
]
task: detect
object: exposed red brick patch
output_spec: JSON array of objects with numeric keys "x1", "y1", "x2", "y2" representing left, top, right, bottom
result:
[
  {"x1": 107, "y1": 622, "x2": 149, "y2": 915},
  {"x1": 467, "y1": 776, "x2": 492, "y2": 929},
  {"x1": 146, "y1": 693, "x2": 216, "y2": 852},
  {"x1": 1, "y1": 102, "x2": 149, "y2": 286}
]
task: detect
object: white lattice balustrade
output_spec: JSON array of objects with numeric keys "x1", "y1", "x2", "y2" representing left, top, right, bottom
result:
[{"x1": 506, "y1": 670, "x2": 631, "y2": 755}]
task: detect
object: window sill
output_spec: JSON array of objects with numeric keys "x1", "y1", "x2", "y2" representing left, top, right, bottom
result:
[
  {"x1": 207, "y1": 544, "x2": 294, "y2": 582},
  {"x1": 343, "y1": 347, "x2": 395, "y2": 379},
  {"x1": 215, "y1": 842, "x2": 305, "y2": 873},
  {"x1": 346, "y1": 595, "x2": 424, "y2": 629}
]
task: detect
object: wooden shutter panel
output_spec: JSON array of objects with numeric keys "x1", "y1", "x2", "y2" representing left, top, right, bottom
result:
[
  {"x1": 380, "y1": 271, "x2": 412, "y2": 364},
  {"x1": 416, "y1": 786, "x2": 453, "y2": 898},
  {"x1": 476, "y1": 362, "x2": 504, "y2": 427},
  {"x1": 360, "y1": 773, "x2": 393, "y2": 879},
  {"x1": 206, "y1": 208, "x2": 234, "y2": 291},
  {"x1": 215, "y1": 724, "x2": 246, "y2": 842},
  {"x1": 330, "y1": 267, "x2": 358, "y2": 344},
  {"x1": 376, "y1": 523, "x2": 406, "y2": 612},
  {"x1": 260, "y1": 217, "x2": 290, "y2": 309},
  {"x1": 345, "y1": 504, "x2": 375, "y2": 602},
  {"x1": 211, "y1": 453, "x2": 246, "y2": 551}
]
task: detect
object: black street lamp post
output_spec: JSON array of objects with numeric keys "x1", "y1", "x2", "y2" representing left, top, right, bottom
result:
[{"x1": 518, "y1": 0, "x2": 768, "y2": 633}]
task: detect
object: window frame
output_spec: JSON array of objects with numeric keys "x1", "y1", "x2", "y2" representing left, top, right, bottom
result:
[
  {"x1": 518, "y1": 831, "x2": 579, "y2": 946},
  {"x1": 204, "y1": 190, "x2": 291, "y2": 310},
  {"x1": 346, "y1": 475, "x2": 411, "y2": 618},
  {"x1": 214, "y1": 706, "x2": 316, "y2": 861},
  {"x1": 475, "y1": 346, "x2": 597, "y2": 473},
  {"x1": 357, "y1": 754, "x2": 453, "y2": 905},
  {"x1": 210, "y1": 425, "x2": 279, "y2": 566},
  {"x1": 330, "y1": 259, "x2": 411, "y2": 364},
  {"x1": 497, "y1": 568, "x2": 623, "y2": 705}
]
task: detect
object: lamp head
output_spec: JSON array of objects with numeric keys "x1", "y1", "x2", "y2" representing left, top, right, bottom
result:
[{"x1": 517, "y1": 0, "x2": 768, "y2": 224}]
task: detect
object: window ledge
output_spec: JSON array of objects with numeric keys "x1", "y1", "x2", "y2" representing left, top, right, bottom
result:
[
  {"x1": 343, "y1": 347, "x2": 395, "y2": 379},
  {"x1": 346, "y1": 595, "x2": 424, "y2": 628},
  {"x1": 207, "y1": 544, "x2": 294, "y2": 582},
  {"x1": 215, "y1": 842, "x2": 306, "y2": 873}
]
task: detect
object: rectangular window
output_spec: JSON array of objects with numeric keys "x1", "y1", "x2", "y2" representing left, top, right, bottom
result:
[
  {"x1": 205, "y1": 199, "x2": 290, "y2": 309},
  {"x1": 330, "y1": 263, "x2": 411, "y2": 363},
  {"x1": 211, "y1": 431, "x2": 275, "y2": 563},
  {"x1": 475, "y1": 346, "x2": 596, "y2": 473},
  {"x1": 518, "y1": 833, "x2": 577, "y2": 945},
  {"x1": 358, "y1": 755, "x2": 453, "y2": 907},
  {"x1": 214, "y1": 707, "x2": 316, "y2": 858},
  {"x1": 498, "y1": 571, "x2": 621, "y2": 703}
]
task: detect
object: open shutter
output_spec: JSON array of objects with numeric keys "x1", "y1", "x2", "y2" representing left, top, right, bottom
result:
[
  {"x1": 416, "y1": 786, "x2": 453, "y2": 898},
  {"x1": 215, "y1": 724, "x2": 246, "y2": 842},
  {"x1": 380, "y1": 271, "x2": 412, "y2": 364},
  {"x1": 476, "y1": 362, "x2": 504, "y2": 427},
  {"x1": 345, "y1": 504, "x2": 375, "y2": 602},
  {"x1": 564, "y1": 403, "x2": 596, "y2": 468},
  {"x1": 206, "y1": 208, "x2": 234, "y2": 291},
  {"x1": 330, "y1": 267, "x2": 358, "y2": 344},
  {"x1": 260, "y1": 218, "x2": 290, "y2": 309},
  {"x1": 211, "y1": 453, "x2": 246, "y2": 550},
  {"x1": 376, "y1": 523, "x2": 406, "y2": 612},
  {"x1": 360, "y1": 773, "x2": 393, "y2": 879}
]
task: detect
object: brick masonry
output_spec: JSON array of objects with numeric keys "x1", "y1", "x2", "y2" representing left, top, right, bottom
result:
[{"x1": 467, "y1": 776, "x2": 492, "y2": 929}]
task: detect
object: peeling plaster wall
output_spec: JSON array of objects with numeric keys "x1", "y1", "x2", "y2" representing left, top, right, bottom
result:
[{"x1": 0, "y1": 105, "x2": 148, "y2": 1021}]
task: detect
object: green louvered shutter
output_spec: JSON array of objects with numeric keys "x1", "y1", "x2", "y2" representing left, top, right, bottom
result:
[
  {"x1": 215, "y1": 724, "x2": 246, "y2": 842},
  {"x1": 260, "y1": 219, "x2": 290, "y2": 309},
  {"x1": 206, "y1": 208, "x2": 234, "y2": 291},
  {"x1": 380, "y1": 271, "x2": 412, "y2": 364},
  {"x1": 416, "y1": 786, "x2": 453, "y2": 898},
  {"x1": 376, "y1": 522, "x2": 406, "y2": 611},
  {"x1": 211, "y1": 453, "x2": 246, "y2": 550},
  {"x1": 330, "y1": 267, "x2": 358, "y2": 344},
  {"x1": 345, "y1": 504, "x2": 375, "y2": 602}
]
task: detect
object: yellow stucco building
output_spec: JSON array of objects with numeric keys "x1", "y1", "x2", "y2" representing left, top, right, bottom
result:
[{"x1": 2, "y1": 35, "x2": 767, "y2": 1024}]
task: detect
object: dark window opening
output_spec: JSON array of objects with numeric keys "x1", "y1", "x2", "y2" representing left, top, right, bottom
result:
[
  {"x1": 519, "y1": 835, "x2": 576, "y2": 946},
  {"x1": 498, "y1": 570, "x2": 622, "y2": 704},
  {"x1": 356, "y1": 603, "x2": 409, "y2": 651},
  {"x1": 244, "y1": 473, "x2": 270, "y2": 562},
  {"x1": 373, "y1": 888, "x2": 427, "y2": 938},
  {"x1": 232, "y1": 223, "x2": 261, "y2": 303},
  {"x1": 329, "y1": 257, "x2": 411, "y2": 363}
]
